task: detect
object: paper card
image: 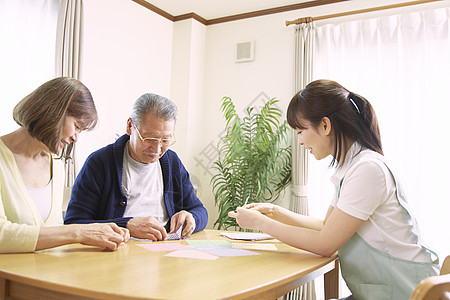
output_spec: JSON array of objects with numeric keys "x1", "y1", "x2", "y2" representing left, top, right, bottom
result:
[
  {"x1": 232, "y1": 243, "x2": 278, "y2": 251},
  {"x1": 186, "y1": 240, "x2": 231, "y2": 248},
  {"x1": 130, "y1": 226, "x2": 183, "y2": 242},
  {"x1": 165, "y1": 250, "x2": 219, "y2": 260},
  {"x1": 137, "y1": 243, "x2": 193, "y2": 252},
  {"x1": 165, "y1": 225, "x2": 183, "y2": 240},
  {"x1": 198, "y1": 247, "x2": 260, "y2": 257},
  {"x1": 130, "y1": 226, "x2": 183, "y2": 243},
  {"x1": 220, "y1": 232, "x2": 273, "y2": 241}
]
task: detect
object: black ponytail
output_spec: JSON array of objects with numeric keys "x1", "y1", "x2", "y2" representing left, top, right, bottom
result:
[{"x1": 287, "y1": 80, "x2": 383, "y2": 167}]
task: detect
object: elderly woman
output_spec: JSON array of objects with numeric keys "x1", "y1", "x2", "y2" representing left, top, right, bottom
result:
[{"x1": 0, "y1": 77, "x2": 129, "y2": 253}]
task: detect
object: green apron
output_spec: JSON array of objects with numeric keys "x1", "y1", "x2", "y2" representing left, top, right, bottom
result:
[{"x1": 336, "y1": 154, "x2": 439, "y2": 300}]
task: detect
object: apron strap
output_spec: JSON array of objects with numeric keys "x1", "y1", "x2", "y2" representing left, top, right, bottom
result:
[{"x1": 338, "y1": 157, "x2": 439, "y2": 265}]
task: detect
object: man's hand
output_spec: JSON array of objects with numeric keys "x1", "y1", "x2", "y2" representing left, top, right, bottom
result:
[
  {"x1": 126, "y1": 217, "x2": 167, "y2": 241},
  {"x1": 170, "y1": 210, "x2": 195, "y2": 238}
]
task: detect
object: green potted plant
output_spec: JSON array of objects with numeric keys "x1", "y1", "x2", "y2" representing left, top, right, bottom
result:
[{"x1": 211, "y1": 96, "x2": 292, "y2": 230}]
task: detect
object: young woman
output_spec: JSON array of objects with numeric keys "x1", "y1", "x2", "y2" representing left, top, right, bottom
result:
[
  {"x1": 0, "y1": 77, "x2": 129, "y2": 253},
  {"x1": 229, "y1": 79, "x2": 439, "y2": 300}
]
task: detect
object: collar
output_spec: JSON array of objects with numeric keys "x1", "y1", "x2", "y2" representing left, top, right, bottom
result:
[{"x1": 330, "y1": 142, "x2": 364, "y2": 187}]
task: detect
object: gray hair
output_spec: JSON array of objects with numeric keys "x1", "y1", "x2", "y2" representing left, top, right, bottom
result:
[{"x1": 130, "y1": 93, "x2": 178, "y2": 126}]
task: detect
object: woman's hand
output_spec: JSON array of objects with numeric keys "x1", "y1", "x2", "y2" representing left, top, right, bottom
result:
[
  {"x1": 245, "y1": 203, "x2": 279, "y2": 219},
  {"x1": 228, "y1": 207, "x2": 265, "y2": 231},
  {"x1": 76, "y1": 223, "x2": 129, "y2": 251},
  {"x1": 36, "y1": 223, "x2": 129, "y2": 252}
]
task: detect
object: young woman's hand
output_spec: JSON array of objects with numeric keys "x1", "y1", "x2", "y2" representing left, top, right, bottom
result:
[
  {"x1": 245, "y1": 203, "x2": 279, "y2": 219},
  {"x1": 228, "y1": 207, "x2": 265, "y2": 231}
]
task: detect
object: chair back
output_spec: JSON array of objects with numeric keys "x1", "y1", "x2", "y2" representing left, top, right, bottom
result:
[
  {"x1": 441, "y1": 256, "x2": 450, "y2": 276},
  {"x1": 409, "y1": 255, "x2": 450, "y2": 300}
]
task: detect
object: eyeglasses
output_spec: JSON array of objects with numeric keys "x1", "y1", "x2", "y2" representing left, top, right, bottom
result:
[{"x1": 132, "y1": 122, "x2": 176, "y2": 147}]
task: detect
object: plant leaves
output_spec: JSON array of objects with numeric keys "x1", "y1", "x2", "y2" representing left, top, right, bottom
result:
[{"x1": 211, "y1": 96, "x2": 292, "y2": 229}]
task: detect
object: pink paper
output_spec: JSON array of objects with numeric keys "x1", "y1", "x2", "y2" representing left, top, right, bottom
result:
[
  {"x1": 165, "y1": 249, "x2": 219, "y2": 260},
  {"x1": 137, "y1": 243, "x2": 193, "y2": 252}
]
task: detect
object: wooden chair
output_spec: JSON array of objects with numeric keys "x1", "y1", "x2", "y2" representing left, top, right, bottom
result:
[{"x1": 410, "y1": 255, "x2": 450, "y2": 300}]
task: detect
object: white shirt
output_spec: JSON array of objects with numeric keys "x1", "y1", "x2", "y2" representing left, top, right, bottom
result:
[
  {"x1": 331, "y1": 143, "x2": 430, "y2": 262},
  {"x1": 27, "y1": 180, "x2": 52, "y2": 221},
  {"x1": 121, "y1": 142, "x2": 169, "y2": 227}
]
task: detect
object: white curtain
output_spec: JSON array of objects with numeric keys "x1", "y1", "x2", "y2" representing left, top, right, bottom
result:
[
  {"x1": 55, "y1": 0, "x2": 83, "y2": 213},
  {"x1": 310, "y1": 6, "x2": 450, "y2": 268},
  {"x1": 284, "y1": 22, "x2": 316, "y2": 300},
  {"x1": 0, "y1": 0, "x2": 59, "y2": 135},
  {"x1": 291, "y1": 23, "x2": 315, "y2": 215},
  {"x1": 56, "y1": 0, "x2": 82, "y2": 78}
]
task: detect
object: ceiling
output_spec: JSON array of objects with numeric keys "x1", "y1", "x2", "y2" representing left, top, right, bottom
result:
[
  {"x1": 137, "y1": 0, "x2": 448, "y2": 25},
  {"x1": 144, "y1": 0, "x2": 315, "y2": 20}
]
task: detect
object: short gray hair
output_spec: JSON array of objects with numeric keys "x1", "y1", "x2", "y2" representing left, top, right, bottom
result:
[{"x1": 130, "y1": 93, "x2": 178, "y2": 126}]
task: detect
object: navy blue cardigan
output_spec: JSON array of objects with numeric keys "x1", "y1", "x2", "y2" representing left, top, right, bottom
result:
[{"x1": 64, "y1": 134, "x2": 208, "y2": 232}]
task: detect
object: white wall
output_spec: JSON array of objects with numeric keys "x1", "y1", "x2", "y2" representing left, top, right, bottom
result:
[
  {"x1": 77, "y1": 0, "x2": 174, "y2": 165},
  {"x1": 169, "y1": 19, "x2": 208, "y2": 213},
  {"x1": 170, "y1": 19, "x2": 206, "y2": 163},
  {"x1": 199, "y1": 15, "x2": 296, "y2": 228},
  {"x1": 0, "y1": 0, "x2": 59, "y2": 135}
]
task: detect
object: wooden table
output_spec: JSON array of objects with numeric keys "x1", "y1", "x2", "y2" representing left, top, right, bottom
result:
[{"x1": 0, "y1": 229, "x2": 338, "y2": 300}]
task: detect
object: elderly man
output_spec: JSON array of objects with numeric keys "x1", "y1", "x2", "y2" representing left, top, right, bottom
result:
[{"x1": 65, "y1": 93, "x2": 207, "y2": 240}]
